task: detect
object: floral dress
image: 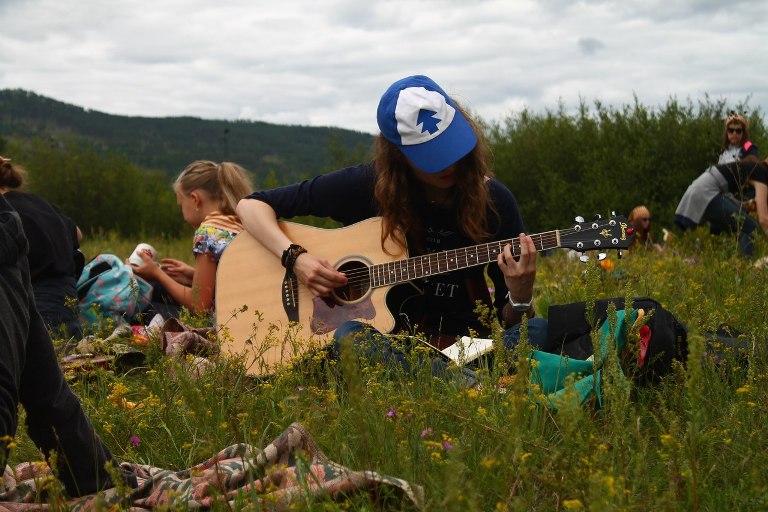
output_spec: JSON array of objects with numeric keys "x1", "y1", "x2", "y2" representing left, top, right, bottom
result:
[{"x1": 192, "y1": 211, "x2": 243, "y2": 263}]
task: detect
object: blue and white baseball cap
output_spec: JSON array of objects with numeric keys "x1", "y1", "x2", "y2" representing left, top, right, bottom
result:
[{"x1": 376, "y1": 75, "x2": 477, "y2": 174}]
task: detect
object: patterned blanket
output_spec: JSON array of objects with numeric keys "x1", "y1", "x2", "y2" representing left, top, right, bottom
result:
[{"x1": 0, "y1": 423, "x2": 423, "y2": 511}]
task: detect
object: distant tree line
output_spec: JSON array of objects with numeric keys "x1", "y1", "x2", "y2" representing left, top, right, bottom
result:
[
  {"x1": 2, "y1": 135, "x2": 188, "y2": 237},
  {"x1": 0, "y1": 88, "x2": 374, "y2": 183},
  {"x1": 1, "y1": 93, "x2": 764, "y2": 240}
]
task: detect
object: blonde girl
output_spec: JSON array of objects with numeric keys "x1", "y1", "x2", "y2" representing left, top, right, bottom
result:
[{"x1": 132, "y1": 161, "x2": 253, "y2": 313}]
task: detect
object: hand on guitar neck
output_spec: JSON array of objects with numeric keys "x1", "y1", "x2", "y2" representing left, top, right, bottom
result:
[{"x1": 498, "y1": 233, "x2": 536, "y2": 305}]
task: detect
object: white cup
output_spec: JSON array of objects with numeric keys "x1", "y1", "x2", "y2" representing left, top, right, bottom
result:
[{"x1": 128, "y1": 243, "x2": 158, "y2": 266}]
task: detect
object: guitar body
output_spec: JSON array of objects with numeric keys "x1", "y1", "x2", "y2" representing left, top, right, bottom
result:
[
  {"x1": 216, "y1": 213, "x2": 633, "y2": 377},
  {"x1": 216, "y1": 218, "x2": 406, "y2": 376}
]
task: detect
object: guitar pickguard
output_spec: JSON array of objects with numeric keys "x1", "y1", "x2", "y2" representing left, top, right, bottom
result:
[{"x1": 310, "y1": 295, "x2": 377, "y2": 334}]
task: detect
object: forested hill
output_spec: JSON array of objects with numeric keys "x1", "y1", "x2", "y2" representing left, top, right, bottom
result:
[{"x1": 0, "y1": 89, "x2": 374, "y2": 182}]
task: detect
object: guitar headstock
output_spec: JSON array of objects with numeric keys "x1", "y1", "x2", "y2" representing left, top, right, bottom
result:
[{"x1": 560, "y1": 212, "x2": 634, "y2": 259}]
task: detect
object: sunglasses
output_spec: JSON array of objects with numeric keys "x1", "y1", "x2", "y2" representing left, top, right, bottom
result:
[
  {"x1": 727, "y1": 127, "x2": 743, "y2": 134},
  {"x1": 641, "y1": 217, "x2": 652, "y2": 222}
]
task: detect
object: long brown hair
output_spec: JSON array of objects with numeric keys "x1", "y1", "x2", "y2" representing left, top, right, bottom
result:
[
  {"x1": 721, "y1": 113, "x2": 751, "y2": 149},
  {"x1": 373, "y1": 104, "x2": 495, "y2": 253},
  {"x1": 174, "y1": 161, "x2": 254, "y2": 215}
]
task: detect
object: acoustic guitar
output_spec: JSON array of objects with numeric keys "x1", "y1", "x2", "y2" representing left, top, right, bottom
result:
[{"x1": 215, "y1": 214, "x2": 633, "y2": 376}]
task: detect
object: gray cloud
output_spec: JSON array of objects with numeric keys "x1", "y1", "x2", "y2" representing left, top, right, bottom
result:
[
  {"x1": 578, "y1": 37, "x2": 605, "y2": 55},
  {"x1": 1, "y1": 0, "x2": 766, "y2": 134}
]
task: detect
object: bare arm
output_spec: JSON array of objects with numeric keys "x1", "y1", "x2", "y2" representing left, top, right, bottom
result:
[
  {"x1": 160, "y1": 257, "x2": 195, "y2": 286},
  {"x1": 236, "y1": 198, "x2": 347, "y2": 296},
  {"x1": 236, "y1": 198, "x2": 291, "y2": 258},
  {"x1": 751, "y1": 181, "x2": 768, "y2": 235},
  {"x1": 131, "y1": 251, "x2": 216, "y2": 313}
]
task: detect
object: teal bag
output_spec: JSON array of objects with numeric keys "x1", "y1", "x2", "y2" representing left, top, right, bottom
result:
[
  {"x1": 530, "y1": 309, "x2": 637, "y2": 409},
  {"x1": 76, "y1": 253, "x2": 153, "y2": 329}
]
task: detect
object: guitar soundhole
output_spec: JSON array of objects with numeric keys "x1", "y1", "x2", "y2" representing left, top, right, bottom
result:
[{"x1": 334, "y1": 260, "x2": 371, "y2": 304}]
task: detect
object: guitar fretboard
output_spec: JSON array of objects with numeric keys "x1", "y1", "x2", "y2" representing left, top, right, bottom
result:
[{"x1": 368, "y1": 230, "x2": 561, "y2": 288}]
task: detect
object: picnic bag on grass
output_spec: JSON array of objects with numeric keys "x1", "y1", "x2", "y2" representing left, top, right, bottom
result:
[
  {"x1": 544, "y1": 297, "x2": 688, "y2": 385},
  {"x1": 531, "y1": 308, "x2": 637, "y2": 408},
  {"x1": 76, "y1": 253, "x2": 153, "y2": 329}
]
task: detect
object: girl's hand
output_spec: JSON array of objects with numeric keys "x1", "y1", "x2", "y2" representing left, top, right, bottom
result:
[
  {"x1": 292, "y1": 252, "x2": 348, "y2": 297},
  {"x1": 161, "y1": 258, "x2": 195, "y2": 286},
  {"x1": 128, "y1": 250, "x2": 162, "y2": 281},
  {"x1": 497, "y1": 233, "x2": 537, "y2": 303}
]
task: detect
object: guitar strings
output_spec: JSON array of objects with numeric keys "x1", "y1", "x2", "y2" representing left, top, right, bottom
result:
[
  {"x1": 338, "y1": 227, "x2": 605, "y2": 286},
  {"x1": 335, "y1": 224, "x2": 615, "y2": 289}
]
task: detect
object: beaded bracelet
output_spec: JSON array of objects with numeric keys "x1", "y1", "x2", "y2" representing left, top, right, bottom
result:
[{"x1": 281, "y1": 244, "x2": 307, "y2": 274}]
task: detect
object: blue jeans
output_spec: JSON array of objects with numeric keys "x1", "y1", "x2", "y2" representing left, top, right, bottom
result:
[
  {"x1": 702, "y1": 193, "x2": 758, "y2": 256},
  {"x1": 502, "y1": 317, "x2": 551, "y2": 352},
  {"x1": 331, "y1": 317, "x2": 552, "y2": 386}
]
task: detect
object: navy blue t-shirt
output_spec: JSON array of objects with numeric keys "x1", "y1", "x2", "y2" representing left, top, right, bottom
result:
[{"x1": 247, "y1": 163, "x2": 526, "y2": 340}]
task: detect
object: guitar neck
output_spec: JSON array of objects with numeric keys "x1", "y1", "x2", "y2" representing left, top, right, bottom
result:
[{"x1": 368, "y1": 230, "x2": 561, "y2": 288}]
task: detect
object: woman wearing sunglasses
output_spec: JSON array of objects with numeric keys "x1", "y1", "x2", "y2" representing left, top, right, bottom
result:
[
  {"x1": 718, "y1": 113, "x2": 759, "y2": 164},
  {"x1": 628, "y1": 205, "x2": 662, "y2": 251},
  {"x1": 674, "y1": 114, "x2": 768, "y2": 256}
]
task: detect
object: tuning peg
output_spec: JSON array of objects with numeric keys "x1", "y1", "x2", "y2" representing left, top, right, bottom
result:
[
  {"x1": 579, "y1": 254, "x2": 590, "y2": 263},
  {"x1": 575, "y1": 216, "x2": 585, "y2": 223},
  {"x1": 598, "y1": 253, "x2": 607, "y2": 261},
  {"x1": 617, "y1": 249, "x2": 623, "y2": 259},
  {"x1": 593, "y1": 213, "x2": 602, "y2": 220},
  {"x1": 611, "y1": 210, "x2": 617, "y2": 217}
]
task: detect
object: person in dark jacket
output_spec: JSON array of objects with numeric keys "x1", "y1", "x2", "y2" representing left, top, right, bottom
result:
[
  {"x1": 0, "y1": 156, "x2": 83, "y2": 339},
  {"x1": 1, "y1": 192, "x2": 134, "y2": 496}
]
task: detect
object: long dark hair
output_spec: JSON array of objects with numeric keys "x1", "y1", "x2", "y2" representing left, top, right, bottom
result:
[
  {"x1": 373, "y1": 104, "x2": 496, "y2": 254},
  {"x1": 721, "y1": 113, "x2": 751, "y2": 150}
]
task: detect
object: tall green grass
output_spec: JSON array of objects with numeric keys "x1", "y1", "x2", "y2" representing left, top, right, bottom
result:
[{"x1": 9, "y1": 229, "x2": 768, "y2": 510}]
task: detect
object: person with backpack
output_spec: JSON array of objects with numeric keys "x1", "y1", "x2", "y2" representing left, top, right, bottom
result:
[
  {"x1": 131, "y1": 160, "x2": 253, "y2": 316},
  {"x1": 0, "y1": 156, "x2": 84, "y2": 340},
  {"x1": 1, "y1": 192, "x2": 135, "y2": 496}
]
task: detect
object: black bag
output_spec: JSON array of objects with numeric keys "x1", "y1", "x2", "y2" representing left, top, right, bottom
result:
[{"x1": 545, "y1": 297, "x2": 688, "y2": 384}]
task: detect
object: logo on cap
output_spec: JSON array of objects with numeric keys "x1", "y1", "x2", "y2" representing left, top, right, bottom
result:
[{"x1": 395, "y1": 87, "x2": 456, "y2": 146}]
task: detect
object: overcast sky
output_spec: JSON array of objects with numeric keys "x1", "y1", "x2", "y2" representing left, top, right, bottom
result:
[{"x1": 2, "y1": 0, "x2": 767, "y2": 134}]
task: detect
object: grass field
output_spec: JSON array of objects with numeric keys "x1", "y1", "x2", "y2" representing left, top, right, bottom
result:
[{"x1": 8, "y1": 228, "x2": 768, "y2": 510}]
